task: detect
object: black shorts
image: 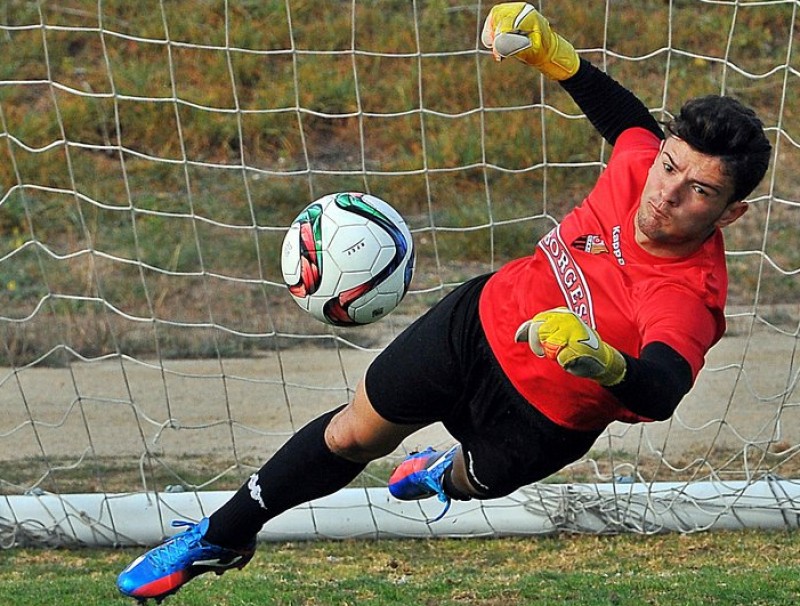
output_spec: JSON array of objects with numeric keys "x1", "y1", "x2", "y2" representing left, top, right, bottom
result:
[{"x1": 365, "y1": 273, "x2": 601, "y2": 498}]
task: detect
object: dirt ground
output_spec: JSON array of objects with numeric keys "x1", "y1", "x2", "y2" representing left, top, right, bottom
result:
[{"x1": 0, "y1": 320, "x2": 798, "y2": 481}]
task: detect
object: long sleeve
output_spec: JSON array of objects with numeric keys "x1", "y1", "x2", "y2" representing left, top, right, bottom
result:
[
  {"x1": 609, "y1": 342, "x2": 693, "y2": 421},
  {"x1": 560, "y1": 59, "x2": 664, "y2": 145}
]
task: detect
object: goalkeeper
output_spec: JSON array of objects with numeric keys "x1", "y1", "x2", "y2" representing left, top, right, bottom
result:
[{"x1": 117, "y1": 2, "x2": 773, "y2": 602}]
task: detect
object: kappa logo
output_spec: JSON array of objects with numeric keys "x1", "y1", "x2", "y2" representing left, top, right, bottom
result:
[
  {"x1": 248, "y1": 473, "x2": 268, "y2": 511},
  {"x1": 572, "y1": 234, "x2": 609, "y2": 255},
  {"x1": 611, "y1": 225, "x2": 625, "y2": 266}
]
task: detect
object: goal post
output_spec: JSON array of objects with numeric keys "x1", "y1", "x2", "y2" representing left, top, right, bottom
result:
[{"x1": 1, "y1": 0, "x2": 799, "y2": 547}]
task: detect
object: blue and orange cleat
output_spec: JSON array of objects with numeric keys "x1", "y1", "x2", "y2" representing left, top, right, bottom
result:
[
  {"x1": 388, "y1": 445, "x2": 458, "y2": 521},
  {"x1": 116, "y1": 518, "x2": 255, "y2": 603}
]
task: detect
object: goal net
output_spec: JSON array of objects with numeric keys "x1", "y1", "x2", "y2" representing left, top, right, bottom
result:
[{"x1": 1, "y1": 0, "x2": 798, "y2": 547}]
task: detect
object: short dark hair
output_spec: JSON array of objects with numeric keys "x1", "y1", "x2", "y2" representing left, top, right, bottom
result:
[{"x1": 666, "y1": 95, "x2": 772, "y2": 203}]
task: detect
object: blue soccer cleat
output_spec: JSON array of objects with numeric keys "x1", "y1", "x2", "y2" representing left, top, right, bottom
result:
[
  {"x1": 116, "y1": 518, "x2": 255, "y2": 603},
  {"x1": 388, "y1": 445, "x2": 458, "y2": 521}
]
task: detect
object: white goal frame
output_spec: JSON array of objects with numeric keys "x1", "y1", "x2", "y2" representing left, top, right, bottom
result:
[{"x1": 0, "y1": 0, "x2": 799, "y2": 547}]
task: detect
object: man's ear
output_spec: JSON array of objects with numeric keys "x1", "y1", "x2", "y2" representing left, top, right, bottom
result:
[{"x1": 716, "y1": 200, "x2": 748, "y2": 229}]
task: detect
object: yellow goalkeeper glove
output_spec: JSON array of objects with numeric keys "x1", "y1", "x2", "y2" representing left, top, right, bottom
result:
[
  {"x1": 514, "y1": 307, "x2": 627, "y2": 386},
  {"x1": 481, "y1": 2, "x2": 580, "y2": 81}
]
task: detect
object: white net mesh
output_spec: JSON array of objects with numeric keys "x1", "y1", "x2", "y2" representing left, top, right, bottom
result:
[{"x1": 0, "y1": 0, "x2": 798, "y2": 546}]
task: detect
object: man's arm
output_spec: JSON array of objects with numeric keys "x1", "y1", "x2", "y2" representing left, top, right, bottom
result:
[
  {"x1": 482, "y1": 3, "x2": 664, "y2": 145},
  {"x1": 515, "y1": 309, "x2": 693, "y2": 421},
  {"x1": 611, "y1": 342, "x2": 693, "y2": 421},
  {"x1": 560, "y1": 59, "x2": 663, "y2": 146}
]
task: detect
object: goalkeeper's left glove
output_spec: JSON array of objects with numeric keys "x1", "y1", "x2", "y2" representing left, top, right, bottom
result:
[
  {"x1": 514, "y1": 307, "x2": 627, "y2": 386},
  {"x1": 481, "y1": 2, "x2": 580, "y2": 80}
]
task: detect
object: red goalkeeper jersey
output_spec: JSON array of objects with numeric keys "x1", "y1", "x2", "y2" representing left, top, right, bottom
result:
[{"x1": 479, "y1": 127, "x2": 728, "y2": 431}]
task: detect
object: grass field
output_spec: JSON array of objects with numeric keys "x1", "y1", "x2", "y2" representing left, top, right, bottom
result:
[
  {"x1": 2, "y1": 531, "x2": 799, "y2": 605},
  {"x1": 1, "y1": 4, "x2": 798, "y2": 605}
]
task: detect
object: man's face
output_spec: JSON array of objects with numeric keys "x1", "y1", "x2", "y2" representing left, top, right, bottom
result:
[{"x1": 636, "y1": 136, "x2": 747, "y2": 257}]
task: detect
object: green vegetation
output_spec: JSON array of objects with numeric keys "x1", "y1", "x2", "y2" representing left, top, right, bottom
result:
[
  {"x1": 0, "y1": 0, "x2": 797, "y2": 363},
  {"x1": 2, "y1": 531, "x2": 800, "y2": 604}
]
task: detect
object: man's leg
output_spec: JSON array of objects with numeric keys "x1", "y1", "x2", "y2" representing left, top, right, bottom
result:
[
  {"x1": 205, "y1": 379, "x2": 425, "y2": 546},
  {"x1": 117, "y1": 380, "x2": 423, "y2": 602}
]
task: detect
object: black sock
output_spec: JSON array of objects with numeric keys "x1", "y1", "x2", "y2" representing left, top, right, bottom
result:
[
  {"x1": 442, "y1": 467, "x2": 473, "y2": 501},
  {"x1": 205, "y1": 406, "x2": 366, "y2": 548}
]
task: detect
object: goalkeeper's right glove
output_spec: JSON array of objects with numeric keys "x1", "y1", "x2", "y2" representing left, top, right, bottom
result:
[
  {"x1": 481, "y1": 2, "x2": 580, "y2": 81},
  {"x1": 514, "y1": 307, "x2": 627, "y2": 387}
]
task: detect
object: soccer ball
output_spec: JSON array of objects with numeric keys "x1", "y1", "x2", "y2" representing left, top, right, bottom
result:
[{"x1": 281, "y1": 192, "x2": 414, "y2": 326}]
